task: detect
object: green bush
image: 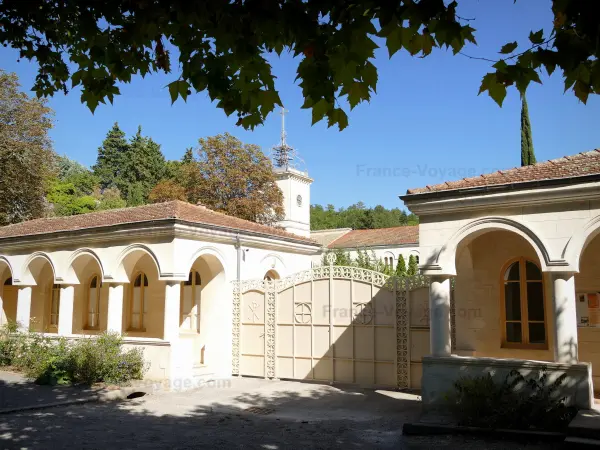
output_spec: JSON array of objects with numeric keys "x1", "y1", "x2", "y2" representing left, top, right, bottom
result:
[
  {"x1": 0, "y1": 327, "x2": 147, "y2": 386},
  {"x1": 448, "y1": 368, "x2": 578, "y2": 431}
]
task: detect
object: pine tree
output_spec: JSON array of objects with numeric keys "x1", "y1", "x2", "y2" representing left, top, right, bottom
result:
[
  {"x1": 407, "y1": 255, "x2": 419, "y2": 276},
  {"x1": 395, "y1": 255, "x2": 407, "y2": 277},
  {"x1": 521, "y1": 95, "x2": 537, "y2": 166},
  {"x1": 93, "y1": 123, "x2": 129, "y2": 190}
]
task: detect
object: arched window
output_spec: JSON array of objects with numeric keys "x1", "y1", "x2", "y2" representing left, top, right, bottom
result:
[
  {"x1": 4, "y1": 277, "x2": 12, "y2": 286},
  {"x1": 181, "y1": 270, "x2": 201, "y2": 331},
  {"x1": 264, "y1": 270, "x2": 279, "y2": 281},
  {"x1": 86, "y1": 275, "x2": 101, "y2": 329},
  {"x1": 130, "y1": 272, "x2": 148, "y2": 331},
  {"x1": 49, "y1": 284, "x2": 61, "y2": 328},
  {"x1": 501, "y1": 258, "x2": 547, "y2": 348}
]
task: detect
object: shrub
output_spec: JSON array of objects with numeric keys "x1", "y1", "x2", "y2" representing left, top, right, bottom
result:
[
  {"x1": 0, "y1": 329, "x2": 147, "y2": 386},
  {"x1": 448, "y1": 368, "x2": 578, "y2": 431}
]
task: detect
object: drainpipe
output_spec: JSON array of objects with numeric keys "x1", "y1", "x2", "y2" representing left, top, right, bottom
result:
[{"x1": 235, "y1": 234, "x2": 242, "y2": 282}]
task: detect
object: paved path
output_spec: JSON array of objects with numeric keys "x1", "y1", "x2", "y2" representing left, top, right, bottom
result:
[
  {"x1": 0, "y1": 371, "x2": 103, "y2": 411},
  {"x1": 0, "y1": 376, "x2": 563, "y2": 449}
]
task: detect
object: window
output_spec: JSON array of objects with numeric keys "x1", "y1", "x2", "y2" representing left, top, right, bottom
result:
[
  {"x1": 50, "y1": 284, "x2": 61, "y2": 328},
  {"x1": 181, "y1": 271, "x2": 201, "y2": 331},
  {"x1": 4, "y1": 277, "x2": 12, "y2": 286},
  {"x1": 86, "y1": 275, "x2": 101, "y2": 329},
  {"x1": 501, "y1": 258, "x2": 547, "y2": 348},
  {"x1": 130, "y1": 272, "x2": 148, "y2": 331}
]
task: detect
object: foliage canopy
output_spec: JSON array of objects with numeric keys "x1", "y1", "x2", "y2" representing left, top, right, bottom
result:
[{"x1": 1, "y1": 1, "x2": 597, "y2": 130}]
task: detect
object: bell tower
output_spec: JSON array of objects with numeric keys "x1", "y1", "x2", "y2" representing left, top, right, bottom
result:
[{"x1": 271, "y1": 107, "x2": 313, "y2": 237}]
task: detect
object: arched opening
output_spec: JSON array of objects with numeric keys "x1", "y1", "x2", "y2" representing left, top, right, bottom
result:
[
  {"x1": 264, "y1": 269, "x2": 280, "y2": 281},
  {"x1": 182, "y1": 253, "x2": 228, "y2": 370},
  {"x1": 68, "y1": 252, "x2": 106, "y2": 334},
  {"x1": 0, "y1": 263, "x2": 17, "y2": 326},
  {"x1": 118, "y1": 249, "x2": 162, "y2": 338},
  {"x1": 575, "y1": 230, "x2": 600, "y2": 371},
  {"x1": 24, "y1": 255, "x2": 58, "y2": 333},
  {"x1": 181, "y1": 270, "x2": 201, "y2": 332},
  {"x1": 453, "y1": 229, "x2": 552, "y2": 361}
]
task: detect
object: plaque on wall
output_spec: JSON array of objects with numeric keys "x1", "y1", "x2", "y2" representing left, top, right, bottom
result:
[{"x1": 576, "y1": 293, "x2": 600, "y2": 327}]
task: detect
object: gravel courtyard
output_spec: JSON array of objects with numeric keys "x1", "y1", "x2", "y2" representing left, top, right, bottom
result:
[{"x1": 0, "y1": 376, "x2": 562, "y2": 449}]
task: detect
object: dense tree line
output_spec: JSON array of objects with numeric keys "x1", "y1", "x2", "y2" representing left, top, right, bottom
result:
[
  {"x1": 0, "y1": 70, "x2": 284, "y2": 226},
  {"x1": 311, "y1": 202, "x2": 418, "y2": 231},
  {"x1": 322, "y1": 248, "x2": 419, "y2": 276}
]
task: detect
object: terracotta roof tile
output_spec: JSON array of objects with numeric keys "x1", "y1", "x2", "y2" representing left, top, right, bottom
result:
[
  {"x1": 327, "y1": 226, "x2": 418, "y2": 248},
  {"x1": 0, "y1": 200, "x2": 318, "y2": 245},
  {"x1": 406, "y1": 149, "x2": 600, "y2": 195}
]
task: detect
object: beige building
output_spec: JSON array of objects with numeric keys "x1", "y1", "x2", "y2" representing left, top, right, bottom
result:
[
  {"x1": 311, "y1": 226, "x2": 420, "y2": 268},
  {"x1": 0, "y1": 201, "x2": 320, "y2": 387},
  {"x1": 402, "y1": 149, "x2": 600, "y2": 409}
]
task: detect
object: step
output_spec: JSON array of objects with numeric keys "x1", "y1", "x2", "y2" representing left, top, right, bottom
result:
[
  {"x1": 564, "y1": 436, "x2": 600, "y2": 449},
  {"x1": 569, "y1": 410, "x2": 600, "y2": 441}
]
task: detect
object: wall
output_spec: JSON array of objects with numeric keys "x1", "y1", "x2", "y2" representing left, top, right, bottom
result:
[{"x1": 575, "y1": 234, "x2": 600, "y2": 386}]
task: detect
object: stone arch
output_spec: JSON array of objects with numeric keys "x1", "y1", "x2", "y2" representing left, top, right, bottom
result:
[
  {"x1": 436, "y1": 217, "x2": 550, "y2": 275},
  {"x1": 184, "y1": 246, "x2": 228, "y2": 282},
  {"x1": 259, "y1": 253, "x2": 286, "y2": 278},
  {"x1": 562, "y1": 214, "x2": 600, "y2": 271},
  {"x1": 21, "y1": 252, "x2": 57, "y2": 285},
  {"x1": 111, "y1": 244, "x2": 162, "y2": 283},
  {"x1": 0, "y1": 256, "x2": 14, "y2": 283},
  {"x1": 64, "y1": 248, "x2": 106, "y2": 284}
]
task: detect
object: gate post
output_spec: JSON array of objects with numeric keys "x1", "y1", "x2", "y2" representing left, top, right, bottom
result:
[
  {"x1": 232, "y1": 281, "x2": 241, "y2": 376},
  {"x1": 265, "y1": 280, "x2": 277, "y2": 379},
  {"x1": 395, "y1": 276, "x2": 410, "y2": 389}
]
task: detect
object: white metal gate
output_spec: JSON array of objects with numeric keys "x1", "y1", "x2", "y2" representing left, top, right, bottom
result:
[{"x1": 232, "y1": 257, "x2": 435, "y2": 389}]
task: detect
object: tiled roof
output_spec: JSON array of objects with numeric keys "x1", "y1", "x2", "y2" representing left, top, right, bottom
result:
[
  {"x1": 327, "y1": 226, "x2": 418, "y2": 248},
  {"x1": 406, "y1": 149, "x2": 600, "y2": 195},
  {"x1": 0, "y1": 200, "x2": 318, "y2": 245},
  {"x1": 310, "y1": 228, "x2": 352, "y2": 247}
]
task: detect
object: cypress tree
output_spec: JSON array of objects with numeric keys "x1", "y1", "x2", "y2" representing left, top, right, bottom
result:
[
  {"x1": 407, "y1": 255, "x2": 418, "y2": 276},
  {"x1": 93, "y1": 123, "x2": 129, "y2": 190},
  {"x1": 395, "y1": 255, "x2": 407, "y2": 277},
  {"x1": 123, "y1": 127, "x2": 166, "y2": 204},
  {"x1": 521, "y1": 95, "x2": 537, "y2": 166}
]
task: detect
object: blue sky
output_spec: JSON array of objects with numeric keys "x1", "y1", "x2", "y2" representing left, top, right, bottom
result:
[{"x1": 1, "y1": 0, "x2": 599, "y2": 210}]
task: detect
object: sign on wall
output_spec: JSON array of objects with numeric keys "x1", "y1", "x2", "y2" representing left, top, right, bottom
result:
[{"x1": 576, "y1": 293, "x2": 600, "y2": 327}]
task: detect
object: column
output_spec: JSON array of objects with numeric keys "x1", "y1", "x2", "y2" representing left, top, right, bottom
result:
[
  {"x1": 57, "y1": 285, "x2": 74, "y2": 335},
  {"x1": 107, "y1": 284, "x2": 124, "y2": 334},
  {"x1": 16, "y1": 286, "x2": 32, "y2": 332},
  {"x1": 429, "y1": 276, "x2": 452, "y2": 356},
  {"x1": 552, "y1": 272, "x2": 578, "y2": 363},
  {"x1": 164, "y1": 281, "x2": 181, "y2": 342}
]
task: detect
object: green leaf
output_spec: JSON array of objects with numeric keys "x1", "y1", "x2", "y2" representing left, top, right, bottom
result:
[
  {"x1": 478, "y1": 73, "x2": 507, "y2": 106},
  {"x1": 362, "y1": 62, "x2": 378, "y2": 92},
  {"x1": 529, "y1": 29, "x2": 544, "y2": 45},
  {"x1": 386, "y1": 27, "x2": 403, "y2": 57},
  {"x1": 499, "y1": 42, "x2": 518, "y2": 54},
  {"x1": 311, "y1": 98, "x2": 330, "y2": 125},
  {"x1": 573, "y1": 80, "x2": 590, "y2": 104}
]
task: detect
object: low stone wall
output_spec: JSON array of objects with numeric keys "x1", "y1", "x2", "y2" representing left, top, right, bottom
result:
[{"x1": 421, "y1": 355, "x2": 594, "y2": 410}]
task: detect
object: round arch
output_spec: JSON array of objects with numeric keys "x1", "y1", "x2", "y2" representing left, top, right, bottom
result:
[
  {"x1": 436, "y1": 217, "x2": 550, "y2": 276},
  {"x1": 64, "y1": 248, "x2": 106, "y2": 284},
  {"x1": 0, "y1": 256, "x2": 14, "y2": 283},
  {"x1": 21, "y1": 252, "x2": 57, "y2": 285},
  {"x1": 184, "y1": 246, "x2": 228, "y2": 282},
  {"x1": 259, "y1": 253, "x2": 286, "y2": 278},
  {"x1": 111, "y1": 244, "x2": 162, "y2": 283},
  {"x1": 563, "y1": 214, "x2": 600, "y2": 271}
]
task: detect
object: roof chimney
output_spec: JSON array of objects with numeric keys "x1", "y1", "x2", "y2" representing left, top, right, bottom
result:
[{"x1": 196, "y1": 201, "x2": 206, "y2": 210}]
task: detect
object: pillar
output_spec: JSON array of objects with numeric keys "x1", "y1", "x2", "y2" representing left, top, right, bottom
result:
[
  {"x1": 429, "y1": 276, "x2": 452, "y2": 356},
  {"x1": 57, "y1": 285, "x2": 74, "y2": 335},
  {"x1": 107, "y1": 284, "x2": 124, "y2": 334},
  {"x1": 164, "y1": 281, "x2": 181, "y2": 342},
  {"x1": 552, "y1": 272, "x2": 578, "y2": 363},
  {"x1": 16, "y1": 286, "x2": 32, "y2": 332}
]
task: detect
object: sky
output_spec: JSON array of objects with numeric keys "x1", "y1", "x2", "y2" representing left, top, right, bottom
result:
[{"x1": 1, "y1": 0, "x2": 599, "y2": 211}]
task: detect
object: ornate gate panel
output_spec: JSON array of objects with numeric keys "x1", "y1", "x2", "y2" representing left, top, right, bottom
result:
[{"x1": 232, "y1": 258, "x2": 436, "y2": 389}]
